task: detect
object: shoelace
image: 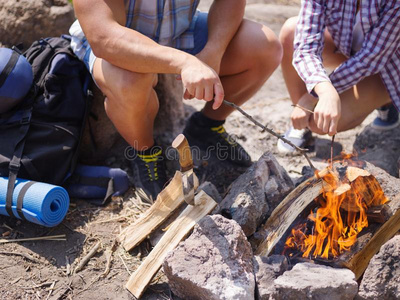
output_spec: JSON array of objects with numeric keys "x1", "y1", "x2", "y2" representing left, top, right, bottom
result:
[
  {"x1": 137, "y1": 150, "x2": 163, "y2": 182},
  {"x1": 211, "y1": 125, "x2": 238, "y2": 146}
]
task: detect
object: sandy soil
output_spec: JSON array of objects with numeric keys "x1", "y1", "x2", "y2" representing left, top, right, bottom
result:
[{"x1": 0, "y1": 1, "x2": 381, "y2": 299}]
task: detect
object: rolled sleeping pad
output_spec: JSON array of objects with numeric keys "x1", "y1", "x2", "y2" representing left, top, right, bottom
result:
[
  {"x1": 0, "y1": 177, "x2": 69, "y2": 227},
  {"x1": 66, "y1": 165, "x2": 129, "y2": 205},
  {"x1": 0, "y1": 48, "x2": 33, "y2": 114}
]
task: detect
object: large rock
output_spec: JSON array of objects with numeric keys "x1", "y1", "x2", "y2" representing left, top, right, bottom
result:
[
  {"x1": 163, "y1": 215, "x2": 255, "y2": 300},
  {"x1": 353, "y1": 125, "x2": 400, "y2": 177},
  {"x1": 253, "y1": 255, "x2": 288, "y2": 300},
  {"x1": 274, "y1": 263, "x2": 358, "y2": 300},
  {"x1": 0, "y1": 0, "x2": 75, "y2": 48},
  {"x1": 79, "y1": 74, "x2": 185, "y2": 163},
  {"x1": 357, "y1": 235, "x2": 400, "y2": 300},
  {"x1": 218, "y1": 152, "x2": 294, "y2": 236}
]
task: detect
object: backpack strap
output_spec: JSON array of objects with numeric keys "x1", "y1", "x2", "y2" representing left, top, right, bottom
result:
[
  {"x1": 0, "y1": 50, "x2": 19, "y2": 88},
  {"x1": 16, "y1": 181, "x2": 37, "y2": 220},
  {"x1": 5, "y1": 108, "x2": 32, "y2": 220}
]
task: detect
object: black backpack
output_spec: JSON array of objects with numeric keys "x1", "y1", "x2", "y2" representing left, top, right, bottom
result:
[{"x1": 0, "y1": 36, "x2": 92, "y2": 220}]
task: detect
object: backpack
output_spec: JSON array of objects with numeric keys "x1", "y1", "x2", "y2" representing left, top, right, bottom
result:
[{"x1": 0, "y1": 36, "x2": 92, "y2": 220}]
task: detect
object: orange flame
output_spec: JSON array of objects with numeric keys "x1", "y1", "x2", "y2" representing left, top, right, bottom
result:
[{"x1": 285, "y1": 166, "x2": 387, "y2": 259}]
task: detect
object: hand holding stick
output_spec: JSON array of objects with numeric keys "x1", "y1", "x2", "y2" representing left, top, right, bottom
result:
[{"x1": 223, "y1": 100, "x2": 316, "y2": 170}]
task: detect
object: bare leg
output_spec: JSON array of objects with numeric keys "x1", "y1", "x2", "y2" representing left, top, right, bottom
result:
[
  {"x1": 280, "y1": 16, "x2": 346, "y2": 104},
  {"x1": 202, "y1": 19, "x2": 283, "y2": 120},
  {"x1": 280, "y1": 16, "x2": 391, "y2": 133},
  {"x1": 92, "y1": 59, "x2": 158, "y2": 151},
  {"x1": 309, "y1": 74, "x2": 391, "y2": 133}
]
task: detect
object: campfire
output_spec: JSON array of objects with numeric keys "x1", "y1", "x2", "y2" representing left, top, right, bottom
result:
[{"x1": 284, "y1": 155, "x2": 388, "y2": 260}]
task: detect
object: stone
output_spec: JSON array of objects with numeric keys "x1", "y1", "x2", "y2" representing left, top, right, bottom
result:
[
  {"x1": 253, "y1": 255, "x2": 288, "y2": 300},
  {"x1": 353, "y1": 124, "x2": 400, "y2": 177},
  {"x1": 79, "y1": 74, "x2": 185, "y2": 163},
  {"x1": 218, "y1": 151, "x2": 294, "y2": 236},
  {"x1": 0, "y1": 0, "x2": 75, "y2": 48},
  {"x1": 163, "y1": 215, "x2": 255, "y2": 300},
  {"x1": 274, "y1": 263, "x2": 358, "y2": 300},
  {"x1": 398, "y1": 157, "x2": 400, "y2": 178},
  {"x1": 315, "y1": 138, "x2": 343, "y2": 160},
  {"x1": 357, "y1": 235, "x2": 400, "y2": 300}
]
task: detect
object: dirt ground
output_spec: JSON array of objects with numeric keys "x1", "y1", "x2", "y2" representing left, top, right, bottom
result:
[{"x1": 0, "y1": 1, "x2": 383, "y2": 299}]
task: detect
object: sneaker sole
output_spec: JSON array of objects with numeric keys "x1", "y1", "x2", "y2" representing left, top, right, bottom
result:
[{"x1": 370, "y1": 119, "x2": 400, "y2": 131}]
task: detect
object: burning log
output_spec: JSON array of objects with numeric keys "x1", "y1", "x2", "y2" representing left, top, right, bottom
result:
[{"x1": 255, "y1": 159, "x2": 400, "y2": 279}]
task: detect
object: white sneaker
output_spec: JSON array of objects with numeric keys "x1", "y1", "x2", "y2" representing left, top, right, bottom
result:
[{"x1": 277, "y1": 127, "x2": 312, "y2": 154}]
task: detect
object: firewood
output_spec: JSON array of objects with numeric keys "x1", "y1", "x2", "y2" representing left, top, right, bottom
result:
[
  {"x1": 366, "y1": 205, "x2": 391, "y2": 224},
  {"x1": 118, "y1": 171, "x2": 189, "y2": 251},
  {"x1": 125, "y1": 190, "x2": 217, "y2": 298},
  {"x1": 342, "y1": 206, "x2": 400, "y2": 279},
  {"x1": 255, "y1": 175, "x2": 324, "y2": 256}
]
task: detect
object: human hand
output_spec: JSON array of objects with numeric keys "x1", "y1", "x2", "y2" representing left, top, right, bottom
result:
[
  {"x1": 291, "y1": 93, "x2": 318, "y2": 130},
  {"x1": 180, "y1": 56, "x2": 224, "y2": 110},
  {"x1": 313, "y1": 82, "x2": 341, "y2": 135}
]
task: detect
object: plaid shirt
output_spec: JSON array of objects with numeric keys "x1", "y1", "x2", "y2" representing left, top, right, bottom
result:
[
  {"x1": 293, "y1": 0, "x2": 400, "y2": 110},
  {"x1": 124, "y1": 0, "x2": 200, "y2": 49}
]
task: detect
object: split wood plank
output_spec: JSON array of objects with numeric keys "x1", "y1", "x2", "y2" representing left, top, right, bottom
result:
[
  {"x1": 118, "y1": 171, "x2": 186, "y2": 251},
  {"x1": 342, "y1": 206, "x2": 400, "y2": 279},
  {"x1": 125, "y1": 190, "x2": 217, "y2": 299},
  {"x1": 255, "y1": 175, "x2": 323, "y2": 256}
]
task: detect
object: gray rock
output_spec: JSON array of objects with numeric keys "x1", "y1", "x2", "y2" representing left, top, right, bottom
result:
[
  {"x1": 163, "y1": 215, "x2": 255, "y2": 300},
  {"x1": 274, "y1": 263, "x2": 358, "y2": 300},
  {"x1": 357, "y1": 235, "x2": 400, "y2": 300},
  {"x1": 0, "y1": 0, "x2": 75, "y2": 48},
  {"x1": 398, "y1": 157, "x2": 400, "y2": 178},
  {"x1": 79, "y1": 74, "x2": 185, "y2": 163},
  {"x1": 315, "y1": 138, "x2": 343, "y2": 160},
  {"x1": 253, "y1": 255, "x2": 288, "y2": 300},
  {"x1": 198, "y1": 181, "x2": 222, "y2": 204},
  {"x1": 218, "y1": 152, "x2": 294, "y2": 236},
  {"x1": 353, "y1": 125, "x2": 400, "y2": 177}
]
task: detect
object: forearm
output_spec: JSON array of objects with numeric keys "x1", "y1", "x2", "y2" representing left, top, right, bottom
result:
[
  {"x1": 92, "y1": 25, "x2": 195, "y2": 74},
  {"x1": 201, "y1": 0, "x2": 245, "y2": 58}
]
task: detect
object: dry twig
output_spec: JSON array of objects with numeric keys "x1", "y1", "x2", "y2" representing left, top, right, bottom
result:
[
  {"x1": 101, "y1": 240, "x2": 118, "y2": 278},
  {"x1": 74, "y1": 241, "x2": 102, "y2": 273},
  {"x1": 0, "y1": 234, "x2": 66, "y2": 244},
  {"x1": 0, "y1": 251, "x2": 41, "y2": 263},
  {"x1": 223, "y1": 100, "x2": 316, "y2": 170}
]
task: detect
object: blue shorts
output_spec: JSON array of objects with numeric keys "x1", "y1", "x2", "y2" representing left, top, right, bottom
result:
[{"x1": 70, "y1": 12, "x2": 209, "y2": 75}]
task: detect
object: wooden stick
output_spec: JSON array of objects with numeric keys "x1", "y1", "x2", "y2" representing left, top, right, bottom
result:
[
  {"x1": 0, "y1": 234, "x2": 66, "y2": 244},
  {"x1": 223, "y1": 100, "x2": 316, "y2": 170},
  {"x1": 118, "y1": 171, "x2": 188, "y2": 251},
  {"x1": 0, "y1": 251, "x2": 41, "y2": 264},
  {"x1": 125, "y1": 190, "x2": 217, "y2": 298},
  {"x1": 342, "y1": 206, "x2": 400, "y2": 279},
  {"x1": 366, "y1": 205, "x2": 391, "y2": 224},
  {"x1": 291, "y1": 104, "x2": 314, "y2": 114},
  {"x1": 74, "y1": 241, "x2": 101, "y2": 273},
  {"x1": 330, "y1": 135, "x2": 335, "y2": 169},
  {"x1": 255, "y1": 175, "x2": 323, "y2": 256}
]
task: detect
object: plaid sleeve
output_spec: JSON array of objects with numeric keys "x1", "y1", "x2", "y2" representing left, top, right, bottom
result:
[
  {"x1": 330, "y1": 1, "x2": 400, "y2": 94},
  {"x1": 293, "y1": 0, "x2": 331, "y2": 95}
]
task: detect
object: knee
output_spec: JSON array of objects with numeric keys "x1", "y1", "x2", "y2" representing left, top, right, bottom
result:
[
  {"x1": 279, "y1": 17, "x2": 298, "y2": 54},
  {"x1": 115, "y1": 71, "x2": 157, "y2": 100},
  {"x1": 262, "y1": 26, "x2": 283, "y2": 70},
  {"x1": 246, "y1": 21, "x2": 283, "y2": 75}
]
